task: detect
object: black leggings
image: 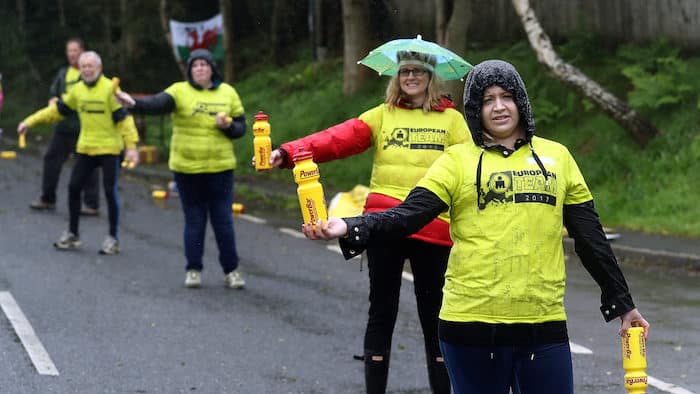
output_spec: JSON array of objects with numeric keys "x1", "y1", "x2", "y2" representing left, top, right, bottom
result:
[
  {"x1": 364, "y1": 238, "x2": 450, "y2": 380},
  {"x1": 68, "y1": 154, "x2": 120, "y2": 237}
]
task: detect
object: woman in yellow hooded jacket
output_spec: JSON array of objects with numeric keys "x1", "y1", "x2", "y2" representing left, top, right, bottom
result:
[{"x1": 301, "y1": 60, "x2": 649, "y2": 394}]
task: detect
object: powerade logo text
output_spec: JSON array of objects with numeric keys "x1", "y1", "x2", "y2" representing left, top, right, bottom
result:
[
  {"x1": 298, "y1": 169, "x2": 319, "y2": 179},
  {"x1": 383, "y1": 127, "x2": 447, "y2": 151},
  {"x1": 478, "y1": 169, "x2": 558, "y2": 210},
  {"x1": 305, "y1": 198, "x2": 318, "y2": 224},
  {"x1": 257, "y1": 147, "x2": 268, "y2": 166},
  {"x1": 624, "y1": 377, "x2": 648, "y2": 385}
]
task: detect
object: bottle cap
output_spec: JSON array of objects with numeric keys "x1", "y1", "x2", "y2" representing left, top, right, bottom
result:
[
  {"x1": 292, "y1": 150, "x2": 313, "y2": 162},
  {"x1": 254, "y1": 111, "x2": 268, "y2": 121}
]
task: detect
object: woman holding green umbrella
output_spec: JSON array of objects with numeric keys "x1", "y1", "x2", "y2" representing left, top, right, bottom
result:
[{"x1": 261, "y1": 38, "x2": 471, "y2": 393}]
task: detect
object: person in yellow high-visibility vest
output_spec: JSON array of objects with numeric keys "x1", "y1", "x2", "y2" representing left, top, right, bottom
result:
[
  {"x1": 116, "y1": 49, "x2": 247, "y2": 290},
  {"x1": 18, "y1": 51, "x2": 139, "y2": 255},
  {"x1": 302, "y1": 60, "x2": 650, "y2": 394}
]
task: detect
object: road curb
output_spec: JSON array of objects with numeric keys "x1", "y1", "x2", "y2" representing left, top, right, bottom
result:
[{"x1": 563, "y1": 238, "x2": 700, "y2": 272}]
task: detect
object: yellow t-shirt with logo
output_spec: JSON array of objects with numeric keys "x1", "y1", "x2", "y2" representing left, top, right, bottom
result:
[
  {"x1": 359, "y1": 103, "x2": 468, "y2": 222},
  {"x1": 417, "y1": 136, "x2": 593, "y2": 324}
]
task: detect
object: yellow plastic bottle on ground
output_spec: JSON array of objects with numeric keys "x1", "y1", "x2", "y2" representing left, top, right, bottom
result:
[
  {"x1": 292, "y1": 151, "x2": 327, "y2": 227},
  {"x1": 232, "y1": 203, "x2": 245, "y2": 215},
  {"x1": 1, "y1": 151, "x2": 17, "y2": 159},
  {"x1": 252, "y1": 111, "x2": 272, "y2": 171},
  {"x1": 621, "y1": 326, "x2": 648, "y2": 393}
]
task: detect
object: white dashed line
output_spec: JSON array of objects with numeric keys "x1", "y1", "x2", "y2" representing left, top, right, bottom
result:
[
  {"x1": 648, "y1": 377, "x2": 696, "y2": 394},
  {"x1": 280, "y1": 226, "x2": 697, "y2": 394},
  {"x1": 0, "y1": 291, "x2": 59, "y2": 376},
  {"x1": 237, "y1": 213, "x2": 267, "y2": 224},
  {"x1": 279, "y1": 227, "x2": 306, "y2": 238}
]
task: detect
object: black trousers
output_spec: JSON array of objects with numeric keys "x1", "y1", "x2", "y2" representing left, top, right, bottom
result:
[
  {"x1": 42, "y1": 131, "x2": 99, "y2": 207},
  {"x1": 364, "y1": 238, "x2": 450, "y2": 391},
  {"x1": 68, "y1": 154, "x2": 120, "y2": 237}
]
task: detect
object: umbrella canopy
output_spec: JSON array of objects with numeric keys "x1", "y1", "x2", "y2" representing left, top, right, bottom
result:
[{"x1": 357, "y1": 35, "x2": 473, "y2": 80}]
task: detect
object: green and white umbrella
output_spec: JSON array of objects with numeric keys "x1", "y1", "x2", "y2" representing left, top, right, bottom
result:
[{"x1": 357, "y1": 35, "x2": 473, "y2": 80}]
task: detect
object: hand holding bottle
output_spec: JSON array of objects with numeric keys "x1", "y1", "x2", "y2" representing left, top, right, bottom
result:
[
  {"x1": 250, "y1": 148, "x2": 285, "y2": 168},
  {"x1": 302, "y1": 218, "x2": 347, "y2": 240}
]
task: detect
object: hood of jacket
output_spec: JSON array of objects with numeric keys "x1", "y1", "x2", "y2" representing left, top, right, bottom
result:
[
  {"x1": 186, "y1": 48, "x2": 223, "y2": 90},
  {"x1": 463, "y1": 59, "x2": 536, "y2": 147}
]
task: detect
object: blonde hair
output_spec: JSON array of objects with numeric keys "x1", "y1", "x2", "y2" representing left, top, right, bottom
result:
[{"x1": 385, "y1": 51, "x2": 443, "y2": 112}]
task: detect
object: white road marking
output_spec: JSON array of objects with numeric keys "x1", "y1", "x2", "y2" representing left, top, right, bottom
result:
[
  {"x1": 290, "y1": 227, "x2": 698, "y2": 394},
  {"x1": 238, "y1": 213, "x2": 266, "y2": 224},
  {"x1": 648, "y1": 377, "x2": 696, "y2": 394},
  {"x1": 279, "y1": 227, "x2": 306, "y2": 238},
  {"x1": 0, "y1": 291, "x2": 59, "y2": 376}
]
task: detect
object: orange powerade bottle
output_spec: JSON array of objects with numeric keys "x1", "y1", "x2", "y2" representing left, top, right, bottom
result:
[
  {"x1": 292, "y1": 150, "x2": 327, "y2": 227},
  {"x1": 253, "y1": 111, "x2": 272, "y2": 171},
  {"x1": 621, "y1": 327, "x2": 648, "y2": 393}
]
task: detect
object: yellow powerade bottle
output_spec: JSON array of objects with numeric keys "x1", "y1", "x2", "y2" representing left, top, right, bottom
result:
[
  {"x1": 621, "y1": 326, "x2": 648, "y2": 394},
  {"x1": 253, "y1": 111, "x2": 272, "y2": 171},
  {"x1": 292, "y1": 150, "x2": 327, "y2": 227}
]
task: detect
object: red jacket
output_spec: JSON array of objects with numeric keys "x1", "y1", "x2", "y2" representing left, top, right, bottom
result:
[{"x1": 280, "y1": 98, "x2": 459, "y2": 247}]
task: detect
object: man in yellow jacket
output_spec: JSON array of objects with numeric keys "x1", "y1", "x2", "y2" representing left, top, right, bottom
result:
[{"x1": 18, "y1": 51, "x2": 139, "y2": 255}]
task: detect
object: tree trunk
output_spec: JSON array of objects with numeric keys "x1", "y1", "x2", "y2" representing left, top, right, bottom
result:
[
  {"x1": 435, "y1": 0, "x2": 448, "y2": 45},
  {"x1": 341, "y1": 0, "x2": 372, "y2": 95},
  {"x1": 103, "y1": 0, "x2": 113, "y2": 62},
  {"x1": 57, "y1": 0, "x2": 66, "y2": 27},
  {"x1": 159, "y1": 0, "x2": 186, "y2": 78},
  {"x1": 16, "y1": 0, "x2": 42, "y2": 83},
  {"x1": 119, "y1": 0, "x2": 133, "y2": 77},
  {"x1": 310, "y1": 0, "x2": 328, "y2": 60},
  {"x1": 220, "y1": 0, "x2": 234, "y2": 83},
  {"x1": 511, "y1": 0, "x2": 659, "y2": 147},
  {"x1": 440, "y1": 0, "x2": 471, "y2": 113}
]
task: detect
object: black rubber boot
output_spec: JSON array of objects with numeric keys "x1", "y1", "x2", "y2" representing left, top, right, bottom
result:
[
  {"x1": 427, "y1": 355, "x2": 451, "y2": 394},
  {"x1": 364, "y1": 350, "x2": 390, "y2": 394}
]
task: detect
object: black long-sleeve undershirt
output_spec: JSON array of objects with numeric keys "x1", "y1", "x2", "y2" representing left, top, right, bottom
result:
[{"x1": 339, "y1": 187, "x2": 634, "y2": 322}]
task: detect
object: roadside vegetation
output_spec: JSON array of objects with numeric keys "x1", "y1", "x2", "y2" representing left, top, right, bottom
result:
[{"x1": 3, "y1": 37, "x2": 698, "y2": 236}]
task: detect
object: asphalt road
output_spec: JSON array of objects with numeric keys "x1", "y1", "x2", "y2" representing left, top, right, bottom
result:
[{"x1": 1, "y1": 151, "x2": 698, "y2": 393}]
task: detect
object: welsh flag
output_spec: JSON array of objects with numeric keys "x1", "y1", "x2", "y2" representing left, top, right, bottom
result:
[{"x1": 169, "y1": 14, "x2": 224, "y2": 62}]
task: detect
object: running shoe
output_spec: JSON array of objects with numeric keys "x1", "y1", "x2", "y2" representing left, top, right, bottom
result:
[
  {"x1": 30, "y1": 198, "x2": 56, "y2": 210},
  {"x1": 54, "y1": 230, "x2": 81, "y2": 250},
  {"x1": 224, "y1": 270, "x2": 245, "y2": 289},
  {"x1": 99, "y1": 235, "x2": 120, "y2": 255},
  {"x1": 185, "y1": 270, "x2": 202, "y2": 288}
]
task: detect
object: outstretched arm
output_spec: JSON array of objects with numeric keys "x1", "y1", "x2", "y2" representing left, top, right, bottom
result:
[
  {"x1": 274, "y1": 118, "x2": 373, "y2": 169},
  {"x1": 303, "y1": 187, "x2": 448, "y2": 259},
  {"x1": 17, "y1": 100, "x2": 68, "y2": 134}
]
